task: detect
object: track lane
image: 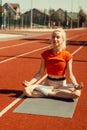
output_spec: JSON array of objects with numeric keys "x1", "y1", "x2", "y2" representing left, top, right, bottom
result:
[
  {"x1": 0, "y1": 41, "x2": 86, "y2": 111},
  {"x1": 0, "y1": 29, "x2": 87, "y2": 130},
  {"x1": 0, "y1": 40, "x2": 49, "y2": 62}
]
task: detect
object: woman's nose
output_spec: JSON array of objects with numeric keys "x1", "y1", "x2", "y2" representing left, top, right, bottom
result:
[{"x1": 54, "y1": 37, "x2": 57, "y2": 40}]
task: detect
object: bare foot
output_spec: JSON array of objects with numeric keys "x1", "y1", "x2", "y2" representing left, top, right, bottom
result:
[
  {"x1": 24, "y1": 86, "x2": 33, "y2": 97},
  {"x1": 23, "y1": 83, "x2": 38, "y2": 97}
]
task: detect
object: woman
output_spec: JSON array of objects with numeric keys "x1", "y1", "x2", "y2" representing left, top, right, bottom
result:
[{"x1": 22, "y1": 28, "x2": 83, "y2": 99}]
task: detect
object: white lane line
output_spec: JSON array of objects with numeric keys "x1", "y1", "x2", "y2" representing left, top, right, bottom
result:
[
  {"x1": 0, "y1": 41, "x2": 86, "y2": 117},
  {"x1": 67, "y1": 32, "x2": 86, "y2": 40},
  {"x1": 72, "y1": 42, "x2": 87, "y2": 55},
  {"x1": 0, "y1": 45, "x2": 49, "y2": 64},
  {"x1": 0, "y1": 40, "x2": 39, "y2": 50},
  {"x1": 0, "y1": 75, "x2": 47, "y2": 117},
  {"x1": 0, "y1": 94, "x2": 24, "y2": 117},
  {"x1": 0, "y1": 41, "x2": 30, "y2": 50}
]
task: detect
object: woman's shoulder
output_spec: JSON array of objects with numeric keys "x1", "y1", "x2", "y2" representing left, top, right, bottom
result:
[
  {"x1": 62, "y1": 49, "x2": 71, "y2": 55},
  {"x1": 62, "y1": 49, "x2": 72, "y2": 61},
  {"x1": 41, "y1": 49, "x2": 52, "y2": 58},
  {"x1": 41, "y1": 49, "x2": 52, "y2": 55}
]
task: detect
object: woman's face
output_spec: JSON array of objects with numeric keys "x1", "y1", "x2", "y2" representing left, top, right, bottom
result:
[{"x1": 51, "y1": 31, "x2": 63, "y2": 48}]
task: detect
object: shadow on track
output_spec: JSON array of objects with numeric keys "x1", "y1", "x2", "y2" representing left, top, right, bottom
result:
[{"x1": 0, "y1": 89, "x2": 23, "y2": 98}]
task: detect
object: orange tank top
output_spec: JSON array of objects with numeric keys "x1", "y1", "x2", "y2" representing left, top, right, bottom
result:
[{"x1": 41, "y1": 49, "x2": 72, "y2": 76}]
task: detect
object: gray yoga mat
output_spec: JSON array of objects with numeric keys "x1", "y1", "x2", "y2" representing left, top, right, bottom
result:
[{"x1": 13, "y1": 98, "x2": 78, "y2": 118}]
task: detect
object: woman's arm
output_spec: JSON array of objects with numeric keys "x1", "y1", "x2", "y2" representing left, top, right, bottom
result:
[
  {"x1": 26, "y1": 57, "x2": 46, "y2": 85},
  {"x1": 66, "y1": 59, "x2": 83, "y2": 89}
]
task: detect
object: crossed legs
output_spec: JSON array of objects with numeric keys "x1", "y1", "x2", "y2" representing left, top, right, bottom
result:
[{"x1": 22, "y1": 80, "x2": 81, "y2": 99}]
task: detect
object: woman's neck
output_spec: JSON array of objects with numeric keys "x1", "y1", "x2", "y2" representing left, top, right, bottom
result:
[{"x1": 52, "y1": 48, "x2": 62, "y2": 54}]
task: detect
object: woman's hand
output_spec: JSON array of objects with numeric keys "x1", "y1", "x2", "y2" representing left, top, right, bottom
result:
[{"x1": 74, "y1": 82, "x2": 84, "y2": 90}]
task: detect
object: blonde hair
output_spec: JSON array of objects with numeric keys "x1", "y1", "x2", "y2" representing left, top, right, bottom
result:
[{"x1": 51, "y1": 28, "x2": 66, "y2": 49}]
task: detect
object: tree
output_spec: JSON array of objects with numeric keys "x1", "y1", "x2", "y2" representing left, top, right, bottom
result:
[{"x1": 79, "y1": 9, "x2": 87, "y2": 27}]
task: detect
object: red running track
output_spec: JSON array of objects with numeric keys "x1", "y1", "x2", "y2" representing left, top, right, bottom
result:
[{"x1": 0, "y1": 29, "x2": 87, "y2": 130}]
